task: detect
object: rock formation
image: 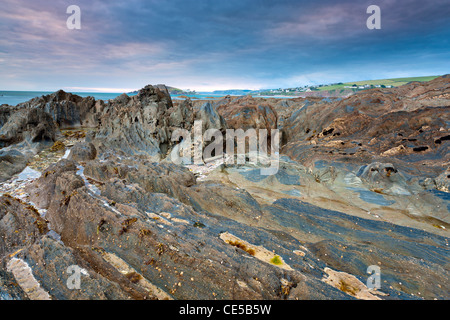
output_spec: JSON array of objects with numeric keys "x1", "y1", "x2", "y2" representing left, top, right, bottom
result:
[
  {"x1": 0, "y1": 76, "x2": 449, "y2": 300},
  {"x1": 17, "y1": 90, "x2": 102, "y2": 129}
]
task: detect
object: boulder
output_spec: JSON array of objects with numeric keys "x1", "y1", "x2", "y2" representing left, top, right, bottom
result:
[
  {"x1": 68, "y1": 142, "x2": 97, "y2": 162},
  {"x1": 0, "y1": 149, "x2": 28, "y2": 182},
  {"x1": 215, "y1": 96, "x2": 277, "y2": 131}
]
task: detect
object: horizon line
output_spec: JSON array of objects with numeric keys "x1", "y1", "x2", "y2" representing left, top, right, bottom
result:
[{"x1": 0, "y1": 74, "x2": 444, "y2": 94}]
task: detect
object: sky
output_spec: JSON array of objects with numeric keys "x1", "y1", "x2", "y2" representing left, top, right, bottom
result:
[{"x1": 0, "y1": 0, "x2": 449, "y2": 92}]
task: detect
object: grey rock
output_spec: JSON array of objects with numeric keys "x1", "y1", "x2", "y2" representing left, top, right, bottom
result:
[
  {"x1": 197, "y1": 102, "x2": 227, "y2": 131},
  {"x1": 25, "y1": 159, "x2": 81, "y2": 209},
  {"x1": 0, "y1": 195, "x2": 48, "y2": 259},
  {"x1": 0, "y1": 149, "x2": 28, "y2": 182},
  {"x1": 68, "y1": 142, "x2": 97, "y2": 162},
  {"x1": 25, "y1": 163, "x2": 349, "y2": 300},
  {"x1": 266, "y1": 198, "x2": 450, "y2": 299},
  {"x1": 17, "y1": 90, "x2": 102, "y2": 129},
  {"x1": 93, "y1": 85, "x2": 175, "y2": 158},
  {"x1": 0, "y1": 195, "x2": 134, "y2": 300},
  {"x1": 0, "y1": 108, "x2": 57, "y2": 149}
]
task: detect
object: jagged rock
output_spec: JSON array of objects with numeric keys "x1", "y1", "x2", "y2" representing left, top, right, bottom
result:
[
  {"x1": 21, "y1": 159, "x2": 449, "y2": 300},
  {"x1": 90, "y1": 93, "x2": 216, "y2": 160},
  {"x1": 0, "y1": 195, "x2": 48, "y2": 259},
  {"x1": 25, "y1": 159, "x2": 81, "y2": 209},
  {"x1": 168, "y1": 98, "x2": 194, "y2": 128},
  {"x1": 0, "y1": 195, "x2": 135, "y2": 300},
  {"x1": 0, "y1": 105, "x2": 21, "y2": 129},
  {"x1": 0, "y1": 108, "x2": 57, "y2": 150},
  {"x1": 83, "y1": 159, "x2": 262, "y2": 223},
  {"x1": 17, "y1": 90, "x2": 102, "y2": 129},
  {"x1": 93, "y1": 85, "x2": 176, "y2": 158},
  {"x1": 280, "y1": 76, "x2": 450, "y2": 165},
  {"x1": 196, "y1": 102, "x2": 227, "y2": 131},
  {"x1": 10, "y1": 236, "x2": 131, "y2": 300}
]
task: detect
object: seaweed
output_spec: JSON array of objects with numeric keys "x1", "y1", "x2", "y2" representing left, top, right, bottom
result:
[
  {"x1": 125, "y1": 271, "x2": 142, "y2": 284},
  {"x1": 119, "y1": 217, "x2": 138, "y2": 235},
  {"x1": 226, "y1": 240, "x2": 256, "y2": 256},
  {"x1": 270, "y1": 255, "x2": 283, "y2": 265}
]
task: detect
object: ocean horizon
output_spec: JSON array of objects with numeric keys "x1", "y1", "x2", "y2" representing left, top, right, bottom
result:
[
  {"x1": 0, "y1": 90, "x2": 132, "y2": 106},
  {"x1": 0, "y1": 90, "x2": 239, "y2": 106},
  {"x1": 0, "y1": 90, "x2": 301, "y2": 106}
]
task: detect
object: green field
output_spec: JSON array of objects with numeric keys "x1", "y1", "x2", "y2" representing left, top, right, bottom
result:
[{"x1": 317, "y1": 75, "x2": 441, "y2": 91}]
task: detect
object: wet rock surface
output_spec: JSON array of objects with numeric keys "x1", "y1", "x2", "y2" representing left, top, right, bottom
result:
[{"x1": 0, "y1": 77, "x2": 449, "y2": 300}]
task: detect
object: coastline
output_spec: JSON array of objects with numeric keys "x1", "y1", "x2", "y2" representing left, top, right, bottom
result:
[{"x1": 0, "y1": 90, "x2": 344, "y2": 106}]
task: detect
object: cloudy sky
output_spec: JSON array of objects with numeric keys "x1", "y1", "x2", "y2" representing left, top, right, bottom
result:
[{"x1": 1, "y1": 0, "x2": 449, "y2": 92}]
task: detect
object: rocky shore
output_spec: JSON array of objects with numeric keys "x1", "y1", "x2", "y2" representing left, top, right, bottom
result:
[{"x1": 0, "y1": 76, "x2": 449, "y2": 300}]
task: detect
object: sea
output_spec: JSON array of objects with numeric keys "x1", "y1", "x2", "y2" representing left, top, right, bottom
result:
[
  {"x1": 0, "y1": 91, "x2": 232, "y2": 106},
  {"x1": 0, "y1": 91, "x2": 297, "y2": 106},
  {"x1": 0, "y1": 91, "x2": 128, "y2": 106}
]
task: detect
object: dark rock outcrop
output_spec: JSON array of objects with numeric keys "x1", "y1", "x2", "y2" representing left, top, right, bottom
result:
[
  {"x1": 17, "y1": 90, "x2": 103, "y2": 129},
  {"x1": 0, "y1": 105, "x2": 20, "y2": 129},
  {"x1": 25, "y1": 159, "x2": 81, "y2": 209},
  {"x1": 18, "y1": 158, "x2": 449, "y2": 300},
  {"x1": 266, "y1": 198, "x2": 450, "y2": 300},
  {"x1": 92, "y1": 85, "x2": 175, "y2": 158},
  {"x1": 83, "y1": 159, "x2": 262, "y2": 223},
  {"x1": 0, "y1": 107, "x2": 59, "y2": 181},
  {"x1": 280, "y1": 76, "x2": 450, "y2": 168}
]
